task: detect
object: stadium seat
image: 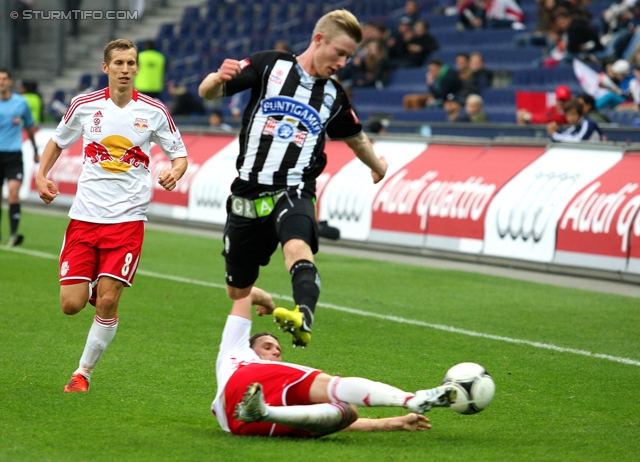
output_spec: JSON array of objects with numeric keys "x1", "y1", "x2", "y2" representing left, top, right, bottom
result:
[{"x1": 156, "y1": 23, "x2": 174, "y2": 42}]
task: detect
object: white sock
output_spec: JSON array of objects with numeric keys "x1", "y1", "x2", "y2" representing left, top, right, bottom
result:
[
  {"x1": 327, "y1": 376, "x2": 413, "y2": 407},
  {"x1": 76, "y1": 315, "x2": 118, "y2": 379},
  {"x1": 265, "y1": 402, "x2": 353, "y2": 434}
]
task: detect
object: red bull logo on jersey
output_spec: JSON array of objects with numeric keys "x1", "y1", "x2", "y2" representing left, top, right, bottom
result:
[
  {"x1": 84, "y1": 141, "x2": 114, "y2": 164},
  {"x1": 84, "y1": 135, "x2": 149, "y2": 174},
  {"x1": 261, "y1": 96, "x2": 322, "y2": 135},
  {"x1": 133, "y1": 118, "x2": 149, "y2": 133},
  {"x1": 119, "y1": 145, "x2": 150, "y2": 170}
]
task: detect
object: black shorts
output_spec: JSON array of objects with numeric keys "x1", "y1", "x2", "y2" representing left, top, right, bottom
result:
[
  {"x1": 0, "y1": 151, "x2": 24, "y2": 182},
  {"x1": 222, "y1": 191, "x2": 319, "y2": 289}
]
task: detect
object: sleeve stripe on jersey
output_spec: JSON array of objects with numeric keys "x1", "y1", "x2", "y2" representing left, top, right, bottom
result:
[
  {"x1": 138, "y1": 94, "x2": 177, "y2": 133},
  {"x1": 63, "y1": 89, "x2": 107, "y2": 123}
]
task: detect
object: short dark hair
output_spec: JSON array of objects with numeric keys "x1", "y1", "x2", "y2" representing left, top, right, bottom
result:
[
  {"x1": 249, "y1": 332, "x2": 279, "y2": 348},
  {"x1": 564, "y1": 99, "x2": 584, "y2": 116},
  {"x1": 0, "y1": 68, "x2": 12, "y2": 79},
  {"x1": 576, "y1": 93, "x2": 595, "y2": 108},
  {"x1": 428, "y1": 58, "x2": 443, "y2": 67}
]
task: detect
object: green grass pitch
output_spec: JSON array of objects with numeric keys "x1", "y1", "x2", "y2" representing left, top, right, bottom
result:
[{"x1": 1, "y1": 210, "x2": 639, "y2": 461}]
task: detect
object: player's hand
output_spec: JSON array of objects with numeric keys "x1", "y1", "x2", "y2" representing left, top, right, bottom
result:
[
  {"x1": 33, "y1": 153, "x2": 40, "y2": 163},
  {"x1": 256, "y1": 304, "x2": 275, "y2": 316},
  {"x1": 35, "y1": 176, "x2": 59, "y2": 204},
  {"x1": 395, "y1": 413, "x2": 431, "y2": 431},
  {"x1": 546, "y1": 121, "x2": 558, "y2": 135},
  {"x1": 371, "y1": 155, "x2": 387, "y2": 184},
  {"x1": 218, "y1": 59, "x2": 243, "y2": 82},
  {"x1": 158, "y1": 169, "x2": 178, "y2": 191}
]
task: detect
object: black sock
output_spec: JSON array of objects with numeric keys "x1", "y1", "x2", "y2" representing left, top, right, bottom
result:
[
  {"x1": 9, "y1": 203, "x2": 20, "y2": 235},
  {"x1": 290, "y1": 259, "x2": 320, "y2": 329}
]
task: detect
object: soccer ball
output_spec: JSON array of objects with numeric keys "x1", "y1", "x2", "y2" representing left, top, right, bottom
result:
[{"x1": 443, "y1": 362, "x2": 495, "y2": 415}]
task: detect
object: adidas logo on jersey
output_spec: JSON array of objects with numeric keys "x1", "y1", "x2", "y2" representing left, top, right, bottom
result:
[{"x1": 93, "y1": 110, "x2": 104, "y2": 118}]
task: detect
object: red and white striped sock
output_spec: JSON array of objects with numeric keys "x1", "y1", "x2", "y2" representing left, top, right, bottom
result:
[
  {"x1": 76, "y1": 315, "x2": 119, "y2": 379},
  {"x1": 327, "y1": 376, "x2": 413, "y2": 407}
]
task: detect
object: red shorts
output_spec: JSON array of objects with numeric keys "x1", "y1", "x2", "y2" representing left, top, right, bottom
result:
[
  {"x1": 59, "y1": 220, "x2": 144, "y2": 286},
  {"x1": 225, "y1": 362, "x2": 323, "y2": 437}
]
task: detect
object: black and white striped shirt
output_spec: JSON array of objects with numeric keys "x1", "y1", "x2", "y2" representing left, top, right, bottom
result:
[{"x1": 224, "y1": 51, "x2": 362, "y2": 197}]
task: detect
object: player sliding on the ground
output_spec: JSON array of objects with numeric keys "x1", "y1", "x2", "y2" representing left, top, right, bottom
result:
[{"x1": 212, "y1": 288, "x2": 456, "y2": 437}]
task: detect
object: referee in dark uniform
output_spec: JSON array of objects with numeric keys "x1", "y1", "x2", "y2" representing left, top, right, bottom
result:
[
  {"x1": 199, "y1": 10, "x2": 387, "y2": 348},
  {"x1": 0, "y1": 68, "x2": 39, "y2": 247}
]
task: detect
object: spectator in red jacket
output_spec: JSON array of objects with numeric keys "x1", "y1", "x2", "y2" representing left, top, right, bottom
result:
[{"x1": 517, "y1": 85, "x2": 571, "y2": 125}]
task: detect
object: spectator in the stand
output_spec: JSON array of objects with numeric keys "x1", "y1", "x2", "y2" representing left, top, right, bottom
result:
[
  {"x1": 576, "y1": 93, "x2": 611, "y2": 123},
  {"x1": 399, "y1": 1, "x2": 423, "y2": 26},
  {"x1": 485, "y1": 0, "x2": 525, "y2": 29},
  {"x1": 464, "y1": 93, "x2": 489, "y2": 122},
  {"x1": 456, "y1": 53, "x2": 475, "y2": 96},
  {"x1": 20, "y1": 80, "x2": 43, "y2": 124},
  {"x1": 134, "y1": 40, "x2": 166, "y2": 99},
  {"x1": 627, "y1": 64, "x2": 640, "y2": 108},
  {"x1": 444, "y1": 93, "x2": 466, "y2": 121},
  {"x1": 209, "y1": 110, "x2": 234, "y2": 132},
  {"x1": 168, "y1": 82, "x2": 206, "y2": 116},
  {"x1": 469, "y1": 52, "x2": 494, "y2": 92},
  {"x1": 456, "y1": 53, "x2": 473, "y2": 82},
  {"x1": 596, "y1": 59, "x2": 632, "y2": 109},
  {"x1": 547, "y1": 99, "x2": 602, "y2": 142},
  {"x1": 552, "y1": 5, "x2": 604, "y2": 62},
  {"x1": 387, "y1": 18, "x2": 415, "y2": 68},
  {"x1": 350, "y1": 39, "x2": 391, "y2": 89},
  {"x1": 517, "y1": 84, "x2": 571, "y2": 125},
  {"x1": 456, "y1": 0, "x2": 486, "y2": 31},
  {"x1": 402, "y1": 58, "x2": 464, "y2": 110},
  {"x1": 515, "y1": 0, "x2": 558, "y2": 49},
  {"x1": 403, "y1": 20, "x2": 440, "y2": 68}
]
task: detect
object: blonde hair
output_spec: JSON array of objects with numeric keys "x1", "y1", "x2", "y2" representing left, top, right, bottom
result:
[
  {"x1": 103, "y1": 39, "x2": 138, "y2": 64},
  {"x1": 312, "y1": 9, "x2": 362, "y2": 44},
  {"x1": 466, "y1": 94, "x2": 484, "y2": 107}
]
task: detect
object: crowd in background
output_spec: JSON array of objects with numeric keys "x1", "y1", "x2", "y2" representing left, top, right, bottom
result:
[{"x1": 17, "y1": 0, "x2": 640, "y2": 134}]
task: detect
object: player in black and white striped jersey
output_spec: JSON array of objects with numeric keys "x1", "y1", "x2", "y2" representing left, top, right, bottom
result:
[{"x1": 199, "y1": 9, "x2": 387, "y2": 348}]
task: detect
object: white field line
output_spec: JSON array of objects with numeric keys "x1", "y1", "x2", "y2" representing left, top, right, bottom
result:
[{"x1": 4, "y1": 247, "x2": 640, "y2": 368}]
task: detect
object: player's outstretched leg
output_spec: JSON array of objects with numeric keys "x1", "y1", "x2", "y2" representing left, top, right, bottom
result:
[
  {"x1": 273, "y1": 305, "x2": 311, "y2": 348},
  {"x1": 405, "y1": 385, "x2": 457, "y2": 414},
  {"x1": 234, "y1": 382, "x2": 356, "y2": 436}
]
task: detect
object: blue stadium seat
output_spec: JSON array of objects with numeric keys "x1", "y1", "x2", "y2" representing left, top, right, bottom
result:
[
  {"x1": 392, "y1": 110, "x2": 448, "y2": 123},
  {"x1": 182, "y1": 6, "x2": 200, "y2": 23},
  {"x1": 96, "y1": 73, "x2": 108, "y2": 90},
  {"x1": 156, "y1": 23, "x2": 174, "y2": 42}
]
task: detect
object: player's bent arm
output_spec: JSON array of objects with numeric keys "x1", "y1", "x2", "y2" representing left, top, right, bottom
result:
[
  {"x1": 344, "y1": 132, "x2": 388, "y2": 184},
  {"x1": 158, "y1": 157, "x2": 188, "y2": 191},
  {"x1": 228, "y1": 287, "x2": 275, "y2": 319},
  {"x1": 35, "y1": 139, "x2": 63, "y2": 204},
  {"x1": 198, "y1": 59, "x2": 242, "y2": 100},
  {"x1": 344, "y1": 413, "x2": 431, "y2": 432}
]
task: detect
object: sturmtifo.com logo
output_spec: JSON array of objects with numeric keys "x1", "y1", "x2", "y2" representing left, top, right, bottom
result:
[{"x1": 11, "y1": 10, "x2": 139, "y2": 20}]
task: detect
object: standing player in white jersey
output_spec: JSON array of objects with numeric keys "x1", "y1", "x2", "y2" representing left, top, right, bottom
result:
[
  {"x1": 212, "y1": 289, "x2": 456, "y2": 437},
  {"x1": 35, "y1": 39, "x2": 188, "y2": 393},
  {"x1": 198, "y1": 9, "x2": 388, "y2": 348}
]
